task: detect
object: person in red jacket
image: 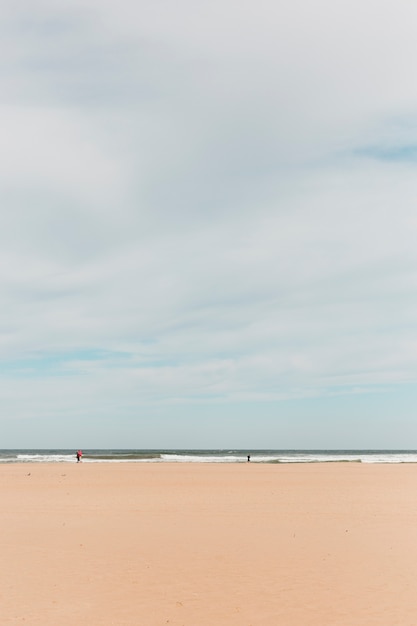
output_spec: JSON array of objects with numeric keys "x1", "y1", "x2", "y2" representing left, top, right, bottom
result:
[{"x1": 76, "y1": 450, "x2": 83, "y2": 463}]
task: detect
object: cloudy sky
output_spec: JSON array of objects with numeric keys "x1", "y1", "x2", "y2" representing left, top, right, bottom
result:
[{"x1": 1, "y1": 0, "x2": 417, "y2": 448}]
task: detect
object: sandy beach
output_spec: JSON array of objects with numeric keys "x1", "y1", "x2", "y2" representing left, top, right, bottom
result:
[{"x1": 1, "y1": 462, "x2": 417, "y2": 625}]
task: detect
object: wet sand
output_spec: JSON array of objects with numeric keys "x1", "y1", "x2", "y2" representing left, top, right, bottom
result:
[{"x1": 1, "y1": 462, "x2": 417, "y2": 625}]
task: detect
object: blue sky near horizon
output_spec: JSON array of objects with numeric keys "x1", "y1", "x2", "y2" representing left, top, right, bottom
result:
[{"x1": 1, "y1": 0, "x2": 417, "y2": 448}]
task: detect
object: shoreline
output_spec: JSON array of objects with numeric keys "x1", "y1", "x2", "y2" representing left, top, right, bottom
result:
[{"x1": 2, "y1": 449, "x2": 417, "y2": 465}]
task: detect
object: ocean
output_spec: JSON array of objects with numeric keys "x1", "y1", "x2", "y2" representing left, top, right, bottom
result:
[{"x1": 0, "y1": 450, "x2": 417, "y2": 463}]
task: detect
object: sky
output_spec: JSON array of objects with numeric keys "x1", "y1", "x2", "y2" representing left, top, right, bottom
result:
[{"x1": 1, "y1": 0, "x2": 417, "y2": 448}]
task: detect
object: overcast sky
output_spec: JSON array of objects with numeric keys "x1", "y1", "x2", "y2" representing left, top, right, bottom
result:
[{"x1": 1, "y1": 0, "x2": 417, "y2": 448}]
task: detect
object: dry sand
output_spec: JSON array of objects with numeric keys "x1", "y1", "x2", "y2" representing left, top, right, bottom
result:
[{"x1": 1, "y1": 462, "x2": 417, "y2": 625}]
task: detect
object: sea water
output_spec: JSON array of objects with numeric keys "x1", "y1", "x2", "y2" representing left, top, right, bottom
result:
[{"x1": 0, "y1": 449, "x2": 417, "y2": 463}]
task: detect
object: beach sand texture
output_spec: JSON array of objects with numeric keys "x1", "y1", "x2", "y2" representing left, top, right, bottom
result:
[{"x1": 1, "y1": 462, "x2": 417, "y2": 625}]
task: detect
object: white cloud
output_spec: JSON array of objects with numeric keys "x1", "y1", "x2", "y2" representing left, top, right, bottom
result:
[{"x1": 0, "y1": 0, "x2": 417, "y2": 445}]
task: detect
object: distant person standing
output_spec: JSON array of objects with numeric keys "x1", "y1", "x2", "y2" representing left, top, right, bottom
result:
[
  {"x1": 247, "y1": 454, "x2": 251, "y2": 462},
  {"x1": 76, "y1": 450, "x2": 83, "y2": 463}
]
